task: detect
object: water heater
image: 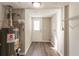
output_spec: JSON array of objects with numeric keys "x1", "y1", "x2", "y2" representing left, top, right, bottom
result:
[{"x1": 0, "y1": 28, "x2": 15, "y2": 56}]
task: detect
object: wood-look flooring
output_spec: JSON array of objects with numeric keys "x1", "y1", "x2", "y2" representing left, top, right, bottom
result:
[{"x1": 26, "y1": 42, "x2": 61, "y2": 56}]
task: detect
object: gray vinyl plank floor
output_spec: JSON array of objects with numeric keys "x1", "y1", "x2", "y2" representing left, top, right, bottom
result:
[{"x1": 26, "y1": 42, "x2": 61, "y2": 56}]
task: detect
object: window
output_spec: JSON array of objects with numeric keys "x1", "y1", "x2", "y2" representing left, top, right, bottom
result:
[{"x1": 33, "y1": 20, "x2": 40, "y2": 31}]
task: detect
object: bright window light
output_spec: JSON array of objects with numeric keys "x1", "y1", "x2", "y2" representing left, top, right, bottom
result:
[{"x1": 33, "y1": 20, "x2": 40, "y2": 31}]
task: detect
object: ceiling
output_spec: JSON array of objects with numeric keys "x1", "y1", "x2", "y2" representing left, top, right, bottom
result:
[
  {"x1": 28, "y1": 9, "x2": 58, "y2": 17},
  {"x1": 0, "y1": 2, "x2": 71, "y2": 17},
  {"x1": 0, "y1": 2, "x2": 70, "y2": 9}
]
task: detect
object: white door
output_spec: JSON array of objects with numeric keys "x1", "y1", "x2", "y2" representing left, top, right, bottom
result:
[{"x1": 31, "y1": 17, "x2": 42, "y2": 42}]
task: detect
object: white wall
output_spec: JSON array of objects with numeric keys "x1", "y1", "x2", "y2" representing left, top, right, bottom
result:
[
  {"x1": 51, "y1": 8, "x2": 64, "y2": 55},
  {"x1": 56, "y1": 9, "x2": 64, "y2": 55},
  {"x1": 25, "y1": 9, "x2": 32, "y2": 54},
  {"x1": 69, "y1": 3, "x2": 79, "y2": 56},
  {"x1": 42, "y1": 17, "x2": 51, "y2": 42},
  {"x1": 51, "y1": 14, "x2": 57, "y2": 48},
  {"x1": 31, "y1": 17, "x2": 43, "y2": 42},
  {"x1": 31, "y1": 17, "x2": 51, "y2": 42}
]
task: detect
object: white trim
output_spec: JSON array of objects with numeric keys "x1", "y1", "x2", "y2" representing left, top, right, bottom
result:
[
  {"x1": 25, "y1": 42, "x2": 32, "y2": 55},
  {"x1": 57, "y1": 50, "x2": 63, "y2": 56},
  {"x1": 50, "y1": 41, "x2": 63, "y2": 56},
  {"x1": 32, "y1": 41, "x2": 50, "y2": 42}
]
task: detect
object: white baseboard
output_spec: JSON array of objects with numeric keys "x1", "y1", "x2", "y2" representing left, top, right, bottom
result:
[
  {"x1": 32, "y1": 41, "x2": 50, "y2": 42},
  {"x1": 25, "y1": 42, "x2": 32, "y2": 55},
  {"x1": 50, "y1": 41, "x2": 63, "y2": 56},
  {"x1": 57, "y1": 50, "x2": 63, "y2": 56}
]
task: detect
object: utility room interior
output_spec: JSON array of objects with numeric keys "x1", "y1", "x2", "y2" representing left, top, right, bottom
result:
[{"x1": 0, "y1": 2, "x2": 79, "y2": 56}]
